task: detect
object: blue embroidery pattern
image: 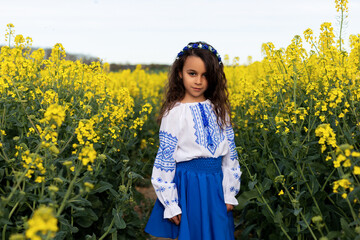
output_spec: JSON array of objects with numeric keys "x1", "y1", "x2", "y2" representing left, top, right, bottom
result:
[
  {"x1": 226, "y1": 126, "x2": 238, "y2": 161},
  {"x1": 154, "y1": 131, "x2": 178, "y2": 172},
  {"x1": 230, "y1": 186, "x2": 239, "y2": 195},
  {"x1": 156, "y1": 186, "x2": 166, "y2": 192},
  {"x1": 190, "y1": 103, "x2": 225, "y2": 155}
]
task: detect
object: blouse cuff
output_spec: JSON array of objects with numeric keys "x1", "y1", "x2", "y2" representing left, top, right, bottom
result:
[
  {"x1": 164, "y1": 204, "x2": 182, "y2": 219},
  {"x1": 224, "y1": 194, "x2": 239, "y2": 206}
]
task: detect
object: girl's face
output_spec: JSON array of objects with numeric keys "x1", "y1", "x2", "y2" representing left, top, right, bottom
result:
[{"x1": 179, "y1": 56, "x2": 208, "y2": 103}]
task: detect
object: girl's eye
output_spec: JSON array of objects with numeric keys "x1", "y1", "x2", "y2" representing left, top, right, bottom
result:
[{"x1": 188, "y1": 72, "x2": 196, "y2": 76}]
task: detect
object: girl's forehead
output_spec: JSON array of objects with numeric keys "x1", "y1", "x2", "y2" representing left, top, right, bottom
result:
[{"x1": 183, "y1": 56, "x2": 206, "y2": 71}]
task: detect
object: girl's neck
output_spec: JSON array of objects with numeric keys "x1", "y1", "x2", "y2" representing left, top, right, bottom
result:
[
  {"x1": 180, "y1": 98, "x2": 208, "y2": 104},
  {"x1": 180, "y1": 99, "x2": 208, "y2": 104},
  {"x1": 180, "y1": 95, "x2": 208, "y2": 104}
]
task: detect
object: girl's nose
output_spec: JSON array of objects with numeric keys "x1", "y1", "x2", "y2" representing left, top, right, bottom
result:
[{"x1": 195, "y1": 76, "x2": 203, "y2": 84}]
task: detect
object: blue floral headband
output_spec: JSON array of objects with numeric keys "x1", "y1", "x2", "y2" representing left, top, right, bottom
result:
[{"x1": 176, "y1": 43, "x2": 222, "y2": 64}]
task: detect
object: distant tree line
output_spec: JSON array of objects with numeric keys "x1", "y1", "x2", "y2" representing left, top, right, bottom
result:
[
  {"x1": 109, "y1": 63, "x2": 170, "y2": 73},
  {"x1": 0, "y1": 45, "x2": 170, "y2": 72}
]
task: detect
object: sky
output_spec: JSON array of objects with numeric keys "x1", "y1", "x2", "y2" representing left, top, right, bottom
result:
[{"x1": 1, "y1": 0, "x2": 359, "y2": 65}]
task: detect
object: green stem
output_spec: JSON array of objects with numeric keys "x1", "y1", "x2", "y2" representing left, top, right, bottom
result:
[
  {"x1": 339, "y1": 5, "x2": 344, "y2": 52},
  {"x1": 98, "y1": 217, "x2": 115, "y2": 240},
  {"x1": 3, "y1": 166, "x2": 29, "y2": 206},
  {"x1": 56, "y1": 166, "x2": 80, "y2": 217},
  {"x1": 8, "y1": 201, "x2": 20, "y2": 220},
  {"x1": 2, "y1": 224, "x2": 6, "y2": 240},
  {"x1": 345, "y1": 197, "x2": 358, "y2": 223},
  {"x1": 299, "y1": 211, "x2": 317, "y2": 240},
  {"x1": 282, "y1": 184, "x2": 317, "y2": 240},
  {"x1": 321, "y1": 168, "x2": 336, "y2": 192},
  {"x1": 298, "y1": 164, "x2": 329, "y2": 233}
]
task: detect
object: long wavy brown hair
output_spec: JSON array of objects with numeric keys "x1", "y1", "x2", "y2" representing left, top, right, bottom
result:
[{"x1": 158, "y1": 41, "x2": 231, "y2": 127}]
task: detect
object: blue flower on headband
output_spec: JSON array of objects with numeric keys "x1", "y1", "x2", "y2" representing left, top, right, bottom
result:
[
  {"x1": 177, "y1": 51, "x2": 184, "y2": 58},
  {"x1": 176, "y1": 43, "x2": 222, "y2": 64}
]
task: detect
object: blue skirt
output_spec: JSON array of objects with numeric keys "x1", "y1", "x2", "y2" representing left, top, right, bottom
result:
[{"x1": 145, "y1": 156, "x2": 235, "y2": 240}]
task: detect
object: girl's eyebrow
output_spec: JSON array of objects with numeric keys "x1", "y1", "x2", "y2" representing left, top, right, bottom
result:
[{"x1": 186, "y1": 69, "x2": 206, "y2": 73}]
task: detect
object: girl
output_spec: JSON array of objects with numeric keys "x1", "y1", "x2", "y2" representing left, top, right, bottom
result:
[{"x1": 145, "y1": 41, "x2": 241, "y2": 240}]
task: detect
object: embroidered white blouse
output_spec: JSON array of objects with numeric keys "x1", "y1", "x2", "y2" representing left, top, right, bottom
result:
[{"x1": 151, "y1": 99, "x2": 242, "y2": 219}]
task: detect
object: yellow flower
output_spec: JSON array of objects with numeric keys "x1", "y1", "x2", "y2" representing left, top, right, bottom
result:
[
  {"x1": 352, "y1": 152, "x2": 360, "y2": 157},
  {"x1": 315, "y1": 124, "x2": 337, "y2": 152},
  {"x1": 42, "y1": 104, "x2": 66, "y2": 127},
  {"x1": 353, "y1": 166, "x2": 360, "y2": 175},
  {"x1": 284, "y1": 127, "x2": 290, "y2": 134},
  {"x1": 335, "y1": 0, "x2": 348, "y2": 13},
  {"x1": 278, "y1": 190, "x2": 284, "y2": 196},
  {"x1": 25, "y1": 206, "x2": 58, "y2": 240},
  {"x1": 78, "y1": 143, "x2": 97, "y2": 167},
  {"x1": 140, "y1": 139, "x2": 147, "y2": 149},
  {"x1": 35, "y1": 176, "x2": 45, "y2": 183},
  {"x1": 312, "y1": 215, "x2": 323, "y2": 223},
  {"x1": 75, "y1": 119, "x2": 99, "y2": 145},
  {"x1": 84, "y1": 182, "x2": 94, "y2": 189},
  {"x1": 343, "y1": 159, "x2": 351, "y2": 167},
  {"x1": 48, "y1": 185, "x2": 59, "y2": 192},
  {"x1": 9, "y1": 233, "x2": 25, "y2": 240}
]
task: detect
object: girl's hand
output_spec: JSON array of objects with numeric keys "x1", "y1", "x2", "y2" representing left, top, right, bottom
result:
[
  {"x1": 169, "y1": 214, "x2": 182, "y2": 225},
  {"x1": 226, "y1": 204, "x2": 234, "y2": 212}
]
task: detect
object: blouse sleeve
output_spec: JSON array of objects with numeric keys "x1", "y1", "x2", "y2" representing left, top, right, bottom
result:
[
  {"x1": 222, "y1": 123, "x2": 242, "y2": 206},
  {"x1": 151, "y1": 109, "x2": 182, "y2": 219}
]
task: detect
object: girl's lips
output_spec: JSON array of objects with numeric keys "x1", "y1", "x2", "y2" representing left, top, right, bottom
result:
[{"x1": 192, "y1": 87, "x2": 202, "y2": 91}]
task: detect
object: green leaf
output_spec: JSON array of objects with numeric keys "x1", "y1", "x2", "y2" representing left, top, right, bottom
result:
[
  {"x1": 129, "y1": 171, "x2": 143, "y2": 179},
  {"x1": 261, "y1": 178, "x2": 272, "y2": 193},
  {"x1": 293, "y1": 207, "x2": 302, "y2": 216},
  {"x1": 240, "y1": 223, "x2": 257, "y2": 239},
  {"x1": 74, "y1": 208, "x2": 98, "y2": 228},
  {"x1": 273, "y1": 210, "x2": 283, "y2": 224},
  {"x1": 326, "y1": 231, "x2": 342, "y2": 239},
  {"x1": 112, "y1": 208, "x2": 126, "y2": 229},
  {"x1": 340, "y1": 218, "x2": 356, "y2": 238},
  {"x1": 112, "y1": 230, "x2": 118, "y2": 240},
  {"x1": 265, "y1": 163, "x2": 276, "y2": 179},
  {"x1": 93, "y1": 181, "x2": 113, "y2": 193},
  {"x1": 54, "y1": 231, "x2": 68, "y2": 240},
  {"x1": 248, "y1": 180, "x2": 258, "y2": 190},
  {"x1": 85, "y1": 234, "x2": 97, "y2": 240},
  {"x1": 237, "y1": 189, "x2": 258, "y2": 210}
]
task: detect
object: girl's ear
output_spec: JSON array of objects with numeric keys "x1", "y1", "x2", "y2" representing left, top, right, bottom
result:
[{"x1": 179, "y1": 71, "x2": 183, "y2": 79}]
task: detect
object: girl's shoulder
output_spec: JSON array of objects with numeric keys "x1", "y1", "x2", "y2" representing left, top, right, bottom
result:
[{"x1": 162, "y1": 102, "x2": 183, "y2": 120}]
